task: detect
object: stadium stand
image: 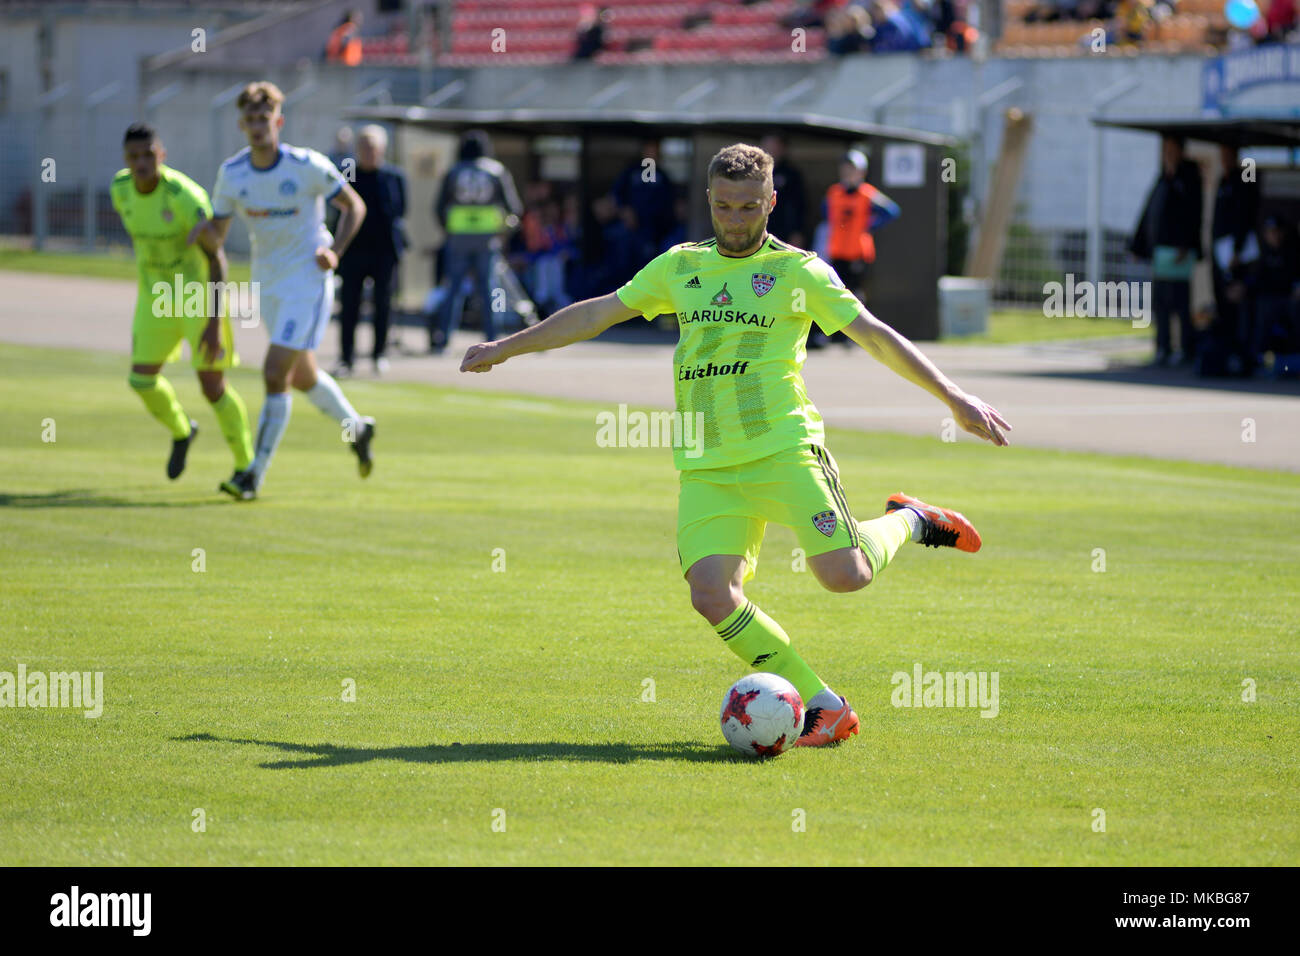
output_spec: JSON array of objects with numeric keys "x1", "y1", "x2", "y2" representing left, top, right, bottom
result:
[
  {"x1": 365, "y1": 0, "x2": 827, "y2": 66},
  {"x1": 353, "y1": 0, "x2": 1270, "y2": 66},
  {"x1": 997, "y1": 0, "x2": 1227, "y2": 55}
]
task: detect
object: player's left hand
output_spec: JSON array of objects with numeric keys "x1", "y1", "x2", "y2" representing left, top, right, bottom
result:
[
  {"x1": 199, "y1": 319, "x2": 224, "y2": 364},
  {"x1": 949, "y1": 391, "x2": 1011, "y2": 446},
  {"x1": 315, "y1": 247, "x2": 338, "y2": 270}
]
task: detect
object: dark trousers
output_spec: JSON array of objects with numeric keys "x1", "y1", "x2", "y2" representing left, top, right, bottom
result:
[
  {"x1": 438, "y1": 244, "x2": 501, "y2": 344},
  {"x1": 338, "y1": 253, "x2": 396, "y2": 366},
  {"x1": 1211, "y1": 268, "x2": 1255, "y2": 373},
  {"x1": 1152, "y1": 278, "x2": 1194, "y2": 359}
]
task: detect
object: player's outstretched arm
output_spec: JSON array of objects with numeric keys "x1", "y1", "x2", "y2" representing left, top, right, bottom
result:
[
  {"x1": 843, "y1": 310, "x2": 1012, "y2": 446},
  {"x1": 460, "y1": 292, "x2": 642, "y2": 373}
]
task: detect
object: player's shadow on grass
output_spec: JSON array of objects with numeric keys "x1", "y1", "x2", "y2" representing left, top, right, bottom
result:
[
  {"x1": 175, "y1": 732, "x2": 738, "y2": 768},
  {"x1": 0, "y1": 488, "x2": 223, "y2": 509}
]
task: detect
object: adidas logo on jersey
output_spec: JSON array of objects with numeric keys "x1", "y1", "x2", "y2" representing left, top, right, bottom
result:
[{"x1": 684, "y1": 276, "x2": 701, "y2": 288}]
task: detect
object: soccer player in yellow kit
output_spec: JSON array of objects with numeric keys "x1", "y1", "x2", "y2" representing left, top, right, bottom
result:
[
  {"x1": 111, "y1": 123, "x2": 253, "y2": 481},
  {"x1": 461, "y1": 143, "x2": 1011, "y2": 747}
]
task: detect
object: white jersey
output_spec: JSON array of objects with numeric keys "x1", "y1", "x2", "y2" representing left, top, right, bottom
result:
[{"x1": 212, "y1": 143, "x2": 346, "y2": 293}]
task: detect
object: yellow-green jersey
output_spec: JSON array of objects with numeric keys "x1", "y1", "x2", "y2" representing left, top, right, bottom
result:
[
  {"x1": 615, "y1": 235, "x2": 863, "y2": 470},
  {"x1": 110, "y1": 164, "x2": 212, "y2": 289}
]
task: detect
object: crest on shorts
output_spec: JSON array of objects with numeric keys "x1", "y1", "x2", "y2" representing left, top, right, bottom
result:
[
  {"x1": 812, "y1": 510, "x2": 837, "y2": 537},
  {"x1": 751, "y1": 273, "x2": 776, "y2": 297}
]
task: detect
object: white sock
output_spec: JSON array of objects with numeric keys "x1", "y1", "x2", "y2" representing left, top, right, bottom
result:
[
  {"x1": 900, "y1": 506, "x2": 925, "y2": 542},
  {"x1": 807, "y1": 688, "x2": 842, "y2": 711},
  {"x1": 251, "y1": 392, "x2": 292, "y2": 486},
  {"x1": 305, "y1": 370, "x2": 363, "y2": 436}
]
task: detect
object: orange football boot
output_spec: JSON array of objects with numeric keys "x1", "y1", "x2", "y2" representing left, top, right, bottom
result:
[
  {"x1": 794, "y1": 696, "x2": 860, "y2": 747},
  {"x1": 885, "y1": 492, "x2": 982, "y2": 553}
]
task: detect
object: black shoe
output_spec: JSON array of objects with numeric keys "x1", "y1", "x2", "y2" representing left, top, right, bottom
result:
[
  {"x1": 167, "y1": 420, "x2": 198, "y2": 479},
  {"x1": 218, "y1": 469, "x2": 257, "y2": 501},
  {"x1": 352, "y1": 417, "x2": 375, "y2": 478}
]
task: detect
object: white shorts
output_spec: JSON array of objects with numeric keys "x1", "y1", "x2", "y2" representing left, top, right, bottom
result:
[{"x1": 259, "y1": 274, "x2": 334, "y2": 352}]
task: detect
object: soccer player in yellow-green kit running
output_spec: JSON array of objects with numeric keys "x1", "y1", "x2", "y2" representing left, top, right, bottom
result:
[
  {"x1": 110, "y1": 122, "x2": 254, "y2": 481},
  {"x1": 461, "y1": 143, "x2": 1012, "y2": 747}
]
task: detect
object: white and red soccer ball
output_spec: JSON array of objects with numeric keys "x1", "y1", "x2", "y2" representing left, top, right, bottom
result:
[{"x1": 719, "y1": 673, "x2": 804, "y2": 758}]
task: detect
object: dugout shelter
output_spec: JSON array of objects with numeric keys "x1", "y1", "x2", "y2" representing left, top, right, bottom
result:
[{"x1": 346, "y1": 106, "x2": 955, "y2": 340}]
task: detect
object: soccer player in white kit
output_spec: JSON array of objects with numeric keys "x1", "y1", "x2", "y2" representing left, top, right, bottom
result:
[{"x1": 190, "y1": 81, "x2": 374, "y2": 500}]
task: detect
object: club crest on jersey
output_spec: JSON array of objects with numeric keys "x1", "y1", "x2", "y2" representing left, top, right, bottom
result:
[
  {"x1": 751, "y1": 273, "x2": 776, "y2": 297},
  {"x1": 710, "y1": 282, "x2": 732, "y2": 306},
  {"x1": 279, "y1": 179, "x2": 298, "y2": 196},
  {"x1": 812, "y1": 510, "x2": 837, "y2": 537},
  {"x1": 160, "y1": 207, "x2": 173, "y2": 223}
]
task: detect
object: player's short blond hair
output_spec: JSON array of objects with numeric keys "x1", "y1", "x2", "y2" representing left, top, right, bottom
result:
[
  {"x1": 707, "y1": 143, "x2": 774, "y2": 194},
  {"x1": 236, "y1": 81, "x2": 285, "y2": 112}
]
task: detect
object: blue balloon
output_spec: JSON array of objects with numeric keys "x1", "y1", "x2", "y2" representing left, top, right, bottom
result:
[{"x1": 1225, "y1": 0, "x2": 1261, "y2": 29}]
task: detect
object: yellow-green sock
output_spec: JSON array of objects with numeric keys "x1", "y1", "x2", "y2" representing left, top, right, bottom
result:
[
  {"x1": 714, "y1": 600, "x2": 827, "y2": 702},
  {"x1": 211, "y1": 387, "x2": 254, "y2": 471},
  {"x1": 129, "y1": 372, "x2": 190, "y2": 439},
  {"x1": 857, "y1": 511, "x2": 913, "y2": 576}
]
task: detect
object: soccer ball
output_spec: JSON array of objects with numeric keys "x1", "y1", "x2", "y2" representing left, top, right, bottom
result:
[{"x1": 719, "y1": 673, "x2": 805, "y2": 758}]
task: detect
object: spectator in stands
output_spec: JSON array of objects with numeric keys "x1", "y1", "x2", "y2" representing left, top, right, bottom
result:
[
  {"x1": 827, "y1": 5, "x2": 875, "y2": 53},
  {"x1": 430, "y1": 130, "x2": 525, "y2": 353},
  {"x1": 574, "y1": 5, "x2": 609, "y2": 60},
  {"x1": 899, "y1": 0, "x2": 937, "y2": 46},
  {"x1": 1264, "y1": 0, "x2": 1298, "y2": 41},
  {"x1": 868, "y1": 1, "x2": 930, "y2": 51},
  {"x1": 1129, "y1": 134, "x2": 1203, "y2": 367},
  {"x1": 761, "y1": 134, "x2": 808, "y2": 249},
  {"x1": 1025, "y1": 0, "x2": 1114, "y2": 21},
  {"x1": 931, "y1": 0, "x2": 975, "y2": 52},
  {"x1": 813, "y1": 148, "x2": 900, "y2": 347},
  {"x1": 334, "y1": 125, "x2": 406, "y2": 379},
  {"x1": 612, "y1": 139, "x2": 677, "y2": 250},
  {"x1": 1110, "y1": 0, "x2": 1154, "y2": 45},
  {"x1": 1207, "y1": 143, "x2": 1261, "y2": 376},
  {"x1": 326, "y1": 10, "x2": 363, "y2": 66},
  {"x1": 1250, "y1": 215, "x2": 1300, "y2": 374}
]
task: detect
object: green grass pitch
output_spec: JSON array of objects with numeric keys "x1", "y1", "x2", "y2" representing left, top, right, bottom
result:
[{"x1": 0, "y1": 342, "x2": 1296, "y2": 865}]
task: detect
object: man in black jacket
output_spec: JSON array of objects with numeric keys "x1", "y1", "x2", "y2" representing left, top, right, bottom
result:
[
  {"x1": 1130, "y1": 135, "x2": 1203, "y2": 366},
  {"x1": 1208, "y1": 143, "x2": 1261, "y2": 375},
  {"x1": 335, "y1": 125, "x2": 407, "y2": 376}
]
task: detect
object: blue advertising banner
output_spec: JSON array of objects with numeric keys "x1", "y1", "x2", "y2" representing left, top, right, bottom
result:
[{"x1": 1202, "y1": 42, "x2": 1300, "y2": 114}]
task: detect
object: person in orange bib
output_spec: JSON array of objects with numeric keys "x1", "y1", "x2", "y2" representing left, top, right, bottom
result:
[
  {"x1": 815, "y1": 149, "x2": 899, "y2": 347},
  {"x1": 325, "y1": 10, "x2": 363, "y2": 67}
]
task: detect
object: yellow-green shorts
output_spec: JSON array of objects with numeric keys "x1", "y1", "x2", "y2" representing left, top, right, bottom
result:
[
  {"x1": 677, "y1": 444, "x2": 861, "y2": 582},
  {"x1": 130, "y1": 279, "x2": 238, "y2": 371}
]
